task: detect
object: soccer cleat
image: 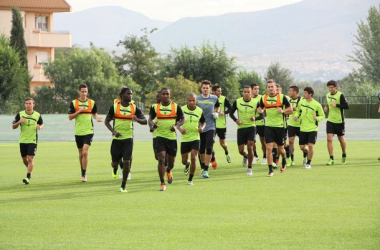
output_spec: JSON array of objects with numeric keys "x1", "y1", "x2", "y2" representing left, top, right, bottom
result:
[
  {"x1": 81, "y1": 176, "x2": 87, "y2": 182},
  {"x1": 261, "y1": 158, "x2": 267, "y2": 165},
  {"x1": 187, "y1": 181, "x2": 194, "y2": 186},
  {"x1": 252, "y1": 157, "x2": 259, "y2": 165},
  {"x1": 280, "y1": 162, "x2": 287, "y2": 173},
  {"x1": 127, "y1": 172, "x2": 131, "y2": 180},
  {"x1": 326, "y1": 159, "x2": 335, "y2": 165},
  {"x1": 119, "y1": 187, "x2": 127, "y2": 193},
  {"x1": 272, "y1": 162, "x2": 277, "y2": 169},
  {"x1": 22, "y1": 178, "x2": 30, "y2": 185},
  {"x1": 167, "y1": 171, "x2": 173, "y2": 184},
  {"x1": 342, "y1": 157, "x2": 346, "y2": 165},
  {"x1": 247, "y1": 168, "x2": 253, "y2": 176},
  {"x1": 184, "y1": 161, "x2": 190, "y2": 176},
  {"x1": 159, "y1": 184, "x2": 166, "y2": 191},
  {"x1": 303, "y1": 158, "x2": 307, "y2": 166},
  {"x1": 267, "y1": 172, "x2": 274, "y2": 177},
  {"x1": 212, "y1": 160, "x2": 218, "y2": 170},
  {"x1": 242, "y1": 157, "x2": 248, "y2": 167},
  {"x1": 305, "y1": 164, "x2": 312, "y2": 169},
  {"x1": 226, "y1": 154, "x2": 231, "y2": 163},
  {"x1": 201, "y1": 170, "x2": 209, "y2": 178},
  {"x1": 291, "y1": 161, "x2": 295, "y2": 166}
]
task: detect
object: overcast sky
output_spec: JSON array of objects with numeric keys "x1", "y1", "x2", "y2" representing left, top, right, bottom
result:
[{"x1": 66, "y1": 0, "x2": 303, "y2": 22}]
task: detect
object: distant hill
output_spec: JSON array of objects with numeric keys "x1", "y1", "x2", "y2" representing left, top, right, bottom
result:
[{"x1": 54, "y1": 6, "x2": 170, "y2": 48}]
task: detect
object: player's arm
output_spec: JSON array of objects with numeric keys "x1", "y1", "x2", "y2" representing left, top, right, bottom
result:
[
  {"x1": 314, "y1": 104, "x2": 325, "y2": 122},
  {"x1": 37, "y1": 116, "x2": 44, "y2": 130},
  {"x1": 257, "y1": 97, "x2": 265, "y2": 114},
  {"x1": 104, "y1": 106, "x2": 121, "y2": 137},
  {"x1": 222, "y1": 98, "x2": 231, "y2": 116},
  {"x1": 174, "y1": 106, "x2": 186, "y2": 129},
  {"x1": 254, "y1": 103, "x2": 264, "y2": 121},
  {"x1": 148, "y1": 106, "x2": 157, "y2": 132},
  {"x1": 199, "y1": 113, "x2": 206, "y2": 133},
  {"x1": 282, "y1": 96, "x2": 293, "y2": 115},
  {"x1": 12, "y1": 113, "x2": 25, "y2": 129},
  {"x1": 214, "y1": 99, "x2": 220, "y2": 113},
  {"x1": 229, "y1": 101, "x2": 241, "y2": 125},
  {"x1": 68, "y1": 102, "x2": 84, "y2": 120},
  {"x1": 336, "y1": 94, "x2": 349, "y2": 110},
  {"x1": 133, "y1": 107, "x2": 147, "y2": 125},
  {"x1": 91, "y1": 103, "x2": 103, "y2": 122}
]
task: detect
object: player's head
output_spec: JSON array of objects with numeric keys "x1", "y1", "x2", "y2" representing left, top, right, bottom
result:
[
  {"x1": 303, "y1": 87, "x2": 314, "y2": 99},
  {"x1": 187, "y1": 93, "x2": 197, "y2": 109},
  {"x1": 267, "y1": 79, "x2": 276, "y2": 95},
  {"x1": 276, "y1": 83, "x2": 282, "y2": 94},
  {"x1": 78, "y1": 83, "x2": 88, "y2": 98},
  {"x1": 288, "y1": 86, "x2": 299, "y2": 98},
  {"x1": 201, "y1": 80, "x2": 212, "y2": 96},
  {"x1": 24, "y1": 97, "x2": 35, "y2": 111},
  {"x1": 212, "y1": 84, "x2": 222, "y2": 97},
  {"x1": 160, "y1": 88, "x2": 171, "y2": 103},
  {"x1": 120, "y1": 87, "x2": 132, "y2": 102},
  {"x1": 251, "y1": 83, "x2": 259, "y2": 97},
  {"x1": 327, "y1": 80, "x2": 338, "y2": 94},
  {"x1": 156, "y1": 91, "x2": 161, "y2": 104},
  {"x1": 243, "y1": 86, "x2": 252, "y2": 100}
]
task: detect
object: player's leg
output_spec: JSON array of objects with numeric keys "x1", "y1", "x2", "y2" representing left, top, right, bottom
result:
[
  {"x1": 157, "y1": 150, "x2": 167, "y2": 191},
  {"x1": 326, "y1": 133, "x2": 334, "y2": 165},
  {"x1": 188, "y1": 149, "x2": 198, "y2": 185},
  {"x1": 289, "y1": 136, "x2": 295, "y2": 164},
  {"x1": 120, "y1": 139, "x2": 133, "y2": 192},
  {"x1": 246, "y1": 140, "x2": 254, "y2": 176},
  {"x1": 259, "y1": 135, "x2": 267, "y2": 165},
  {"x1": 202, "y1": 131, "x2": 214, "y2": 177},
  {"x1": 338, "y1": 135, "x2": 347, "y2": 164},
  {"x1": 181, "y1": 142, "x2": 190, "y2": 176},
  {"x1": 199, "y1": 133, "x2": 206, "y2": 173},
  {"x1": 165, "y1": 139, "x2": 177, "y2": 184},
  {"x1": 111, "y1": 140, "x2": 122, "y2": 178}
]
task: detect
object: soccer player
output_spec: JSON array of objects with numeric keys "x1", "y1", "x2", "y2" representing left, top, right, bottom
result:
[
  {"x1": 293, "y1": 87, "x2": 325, "y2": 168},
  {"x1": 258, "y1": 79, "x2": 292, "y2": 177},
  {"x1": 287, "y1": 85, "x2": 308, "y2": 166},
  {"x1": 105, "y1": 87, "x2": 147, "y2": 193},
  {"x1": 68, "y1": 83, "x2": 103, "y2": 182},
  {"x1": 197, "y1": 80, "x2": 220, "y2": 178},
  {"x1": 230, "y1": 86, "x2": 261, "y2": 176},
  {"x1": 251, "y1": 83, "x2": 266, "y2": 165},
  {"x1": 178, "y1": 93, "x2": 206, "y2": 185},
  {"x1": 149, "y1": 88, "x2": 185, "y2": 191},
  {"x1": 324, "y1": 80, "x2": 349, "y2": 165},
  {"x1": 12, "y1": 98, "x2": 44, "y2": 184},
  {"x1": 212, "y1": 85, "x2": 232, "y2": 164}
]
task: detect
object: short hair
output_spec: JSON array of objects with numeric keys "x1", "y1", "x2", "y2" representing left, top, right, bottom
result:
[
  {"x1": 160, "y1": 87, "x2": 170, "y2": 93},
  {"x1": 78, "y1": 83, "x2": 87, "y2": 90},
  {"x1": 267, "y1": 79, "x2": 275, "y2": 85},
  {"x1": 251, "y1": 83, "x2": 259, "y2": 88},
  {"x1": 276, "y1": 83, "x2": 281, "y2": 89},
  {"x1": 119, "y1": 87, "x2": 131, "y2": 96},
  {"x1": 243, "y1": 85, "x2": 252, "y2": 90},
  {"x1": 188, "y1": 93, "x2": 197, "y2": 98},
  {"x1": 25, "y1": 97, "x2": 34, "y2": 103},
  {"x1": 201, "y1": 80, "x2": 212, "y2": 87},
  {"x1": 304, "y1": 87, "x2": 314, "y2": 96},
  {"x1": 327, "y1": 80, "x2": 338, "y2": 87},
  {"x1": 212, "y1": 85, "x2": 221, "y2": 92},
  {"x1": 289, "y1": 85, "x2": 299, "y2": 93}
]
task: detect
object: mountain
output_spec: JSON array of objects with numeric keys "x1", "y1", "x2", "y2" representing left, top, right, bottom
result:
[{"x1": 54, "y1": 6, "x2": 170, "y2": 48}]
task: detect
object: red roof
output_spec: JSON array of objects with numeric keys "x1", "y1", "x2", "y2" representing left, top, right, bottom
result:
[{"x1": 0, "y1": 0, "x2": 71, "y2": 12}]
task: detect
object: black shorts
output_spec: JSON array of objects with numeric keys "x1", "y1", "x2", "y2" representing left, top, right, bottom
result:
[
  {"x1": 326, "y1": 121, "x2": 345, "y2": 136},
  {"x1": 288, "y1": 125, "x2": 300, "y2": 138},
  {"x1": 200, "y1": 130, "x2": 215, "y2": 154},
  {"x1": 75, "y1": 134, "x2": 93, "y2": 149},
  {"x1": 111, "y1": 138, "x2": 133, "y2": 162},
  {"x1": 153, "y1": 138, "x2": 158, "y2": 152},
  {"x1": 20, "y1": 143, "x2": 37, "y2": 157},
  {"x1": 299, "y1": 131, "x2": 318, "y2": 145},
  {"x1": 265, "y1": 127, "x2": 285, "y2": 146},
  {"x1": 156, "y1": 137, "x2": 177, "y2": 157},
  {"x1": 256, "y1": 125, "x2": 265, "y2": 138},
  {"x1": 216, "y1": 128, "x2": 226, "y2": 140},
  {"x1": 237, "y1": 127, "x2": 256, "y2": 145},
  {"x1": 181, "y1": 140, "x2": 200, "y2": 154}
]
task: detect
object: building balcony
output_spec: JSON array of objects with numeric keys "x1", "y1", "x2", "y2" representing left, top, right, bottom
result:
[{"x1": 25, "y1": 29, "x2": 71, "y2": 48}]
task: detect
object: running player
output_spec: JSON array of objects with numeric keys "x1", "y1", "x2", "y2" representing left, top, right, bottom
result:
[
  {"x1": 324, "y1": 80, "x2": 349, "y2": 165},
  {"x1": 212, "y1": 85, "x2": 232, "y2": 164},
  {"x1": 178, "y1": 93, "x2": 206, "y2": 185},
  {"x1": 105, "y1": 87, "x2": 147, "y2": 192},
  {"x1": 293, "y1": 87, "x2": 325, "y2": 169},
  {"x1": 12, "y1": 98, "x2": 44, "y2": 184},
  {"x1": 68, "y1": 83, "x2": 103, "y2": 182},
  {"x1": 230, "y1": 86, "x2": 261, "y2": 176},
  {"x1": 287, "y1": 85, "x2": 308, "y2": 166},
  {"x1": 149, "y1": 88, "x2": 185, "y2": 191},
  {"x1": 197, "y1": 80, "x2": 220, "y2": 178},
  {"x1": 251, "y1": 83, "x2": 266, "y2": 165},
  {"x1": 258, "y1": 79, "x2": 292, "y2": 177}
]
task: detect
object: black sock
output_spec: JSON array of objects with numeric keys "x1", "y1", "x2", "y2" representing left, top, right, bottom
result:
[
  {"x1": 291, "y1": 154, "x2": 294, "y2": 161},
  {"x1": 166, "y1": 167, "x2": 171, "y2": 173},
  {"x1": 330, "y1": 155, "x2": 334, "y2": 160},
  {"x1": 121, "y1": 181, "x2": 126, "y2": 189},
  {"x1": 204, "y1": 163, "x2": 209, "y2": 171},
  {"x1": 81, "y1": 169, "x2": 86, "y2": 177},
  {"x1": 263, "y1": 154, "x2": 266, "y2": 158},
  {"x1": 254, "y1": 150, "x2": 258, "y2": 157},
  {"x1": 282, "y1": 158, "x2": 287, "y2": 164},
  {"x1": 248, "y1": 165, "x2": 252, "y2": 169},
  {"x1": 244, "y1": 153, "x2": 248, "y2": 159},
  {"x1": 285, "y1": 146, "x2": 290, "y2": 158},
  {"x1": 303, "y1": 151, "x2": 307, "y2": 158},
  {"x1": 160, "y1": 179, "x2": 165, "y2": 185},
  {"x1": 27, "y1": 173, "x2": 31, "y2": 179},
  {"x1": 342, "y1": 153, "x2": 346, "y2": 158},
  {"x1": 268, "y1": 165, "x2": 273, "y2": 173},
  {"x1": 307, "y1": 159, "x2": 311, "y2": 164},
  {"x1": 211, "y1": 151, "x2": 215, "y2": 162},
  {"x1": 188, "y1": 174, "x2": 194, "y2": 182},
  {"x1": 201, "y1": 163, "x2": 205, "y2": 170},
  {"x1": 225, "y1": 150, "x2": 229, "y2": 155},
  {"x1": 113, "y1": 165, "x2": 118, "y2": 175},
  {"x1": 272, "y1": 148, "x2": 277, "y2": 160}
]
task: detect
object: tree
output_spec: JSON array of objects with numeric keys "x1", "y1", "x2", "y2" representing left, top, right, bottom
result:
[
  {"x1": 114, "y1": 28, "x2": 158, "y2": 99},
  {"x1": 10, "y1": 7, "x2": 28, "y2": 68},
  {"x1": 349, "y1": 4, "x2": 380, "y2": 84},
  {"x1": 0, "y1": 35, "x2": 29, "y2": 113},
  {"x1": 237, "y1": 70, "x2": 264, "y2": 91},
  {"x1": 265, "y1": 61, "x2": 294, "y2": 91}
]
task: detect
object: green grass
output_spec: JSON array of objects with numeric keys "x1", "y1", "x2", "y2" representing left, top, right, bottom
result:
[{"x1": 1, "y1": 141, "x2": 379, "y2": 249}]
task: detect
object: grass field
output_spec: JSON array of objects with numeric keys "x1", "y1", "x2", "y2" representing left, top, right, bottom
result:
[{"x1": 1, "y1": 140, "x2": 380, "y2": 249}]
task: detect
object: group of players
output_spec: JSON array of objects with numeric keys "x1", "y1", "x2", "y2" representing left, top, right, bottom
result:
[{"x1": 13, "y1": 79, "x2": 352, "y2": 192}]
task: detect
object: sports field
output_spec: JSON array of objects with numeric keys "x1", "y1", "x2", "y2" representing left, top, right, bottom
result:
[{"x1": 1, "y1": 116, "x2": 380, "y2": 249}]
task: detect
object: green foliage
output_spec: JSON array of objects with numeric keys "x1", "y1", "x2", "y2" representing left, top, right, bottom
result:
[
  {"x1": 265, "y1": 61, "x2": 294, "y2": 91},
  {"x1": 10, "y1": 7, "x2": 28, "y2": 68},
  {"x1": 44, "y1": 46, "x2": 140, "y2": 103},
  {"x1": 349, "y1": 4, "x2": 380, "y2": 84},
  {"x1": 236, "y1": 70, "x2": 264, "y2": 92},
  {"x1": 114, "y1": 28, "x2": 158, "y2": 98},
  {"x1": 0, "y1": 35, "x2": 29, "y2": 114}
]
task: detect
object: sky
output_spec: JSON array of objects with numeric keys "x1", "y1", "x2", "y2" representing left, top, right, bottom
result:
[{"x1": 65, "y1": 0, "x2": 303, "y2": 22}]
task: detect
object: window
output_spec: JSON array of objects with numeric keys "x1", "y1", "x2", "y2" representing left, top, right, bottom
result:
[
  {"x1": 35, "y1": 16, "x2": 48, "y2": 31},
  {"x1": 36, "y1": 51, "x2": 50, "y2": 66}
]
